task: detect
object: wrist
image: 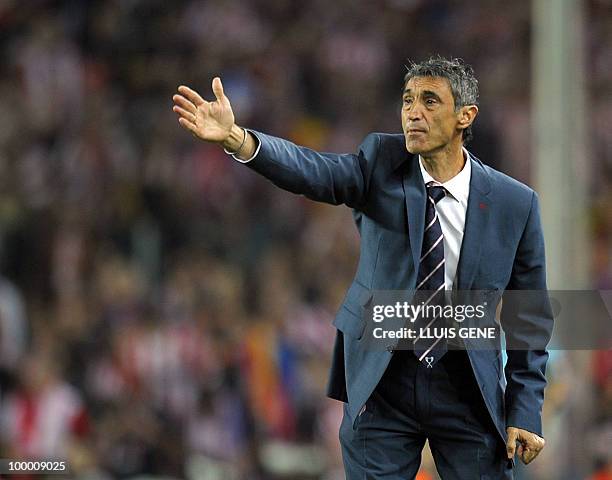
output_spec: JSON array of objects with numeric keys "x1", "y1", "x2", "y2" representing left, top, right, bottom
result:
[{"x1": 221, "y1": 124, "x2": 244, "y2": 151}]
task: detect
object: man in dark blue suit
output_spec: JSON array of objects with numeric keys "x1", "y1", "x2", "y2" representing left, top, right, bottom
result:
[{"x1": 173, "y1": 56, "x2": 553, "y2": 479}]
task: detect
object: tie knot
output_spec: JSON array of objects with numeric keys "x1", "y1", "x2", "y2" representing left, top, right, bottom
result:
[{"x1": 427, "y1": 183, "x2": 446, "y2": 203}]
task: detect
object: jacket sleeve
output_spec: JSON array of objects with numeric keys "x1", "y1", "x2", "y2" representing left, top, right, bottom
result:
[
  {"x1": 500, "y1": 191, "x2": 554, "y2": 437},
  {"x1": 244, "y1": 130, "x2": 380, "y2": 209}
]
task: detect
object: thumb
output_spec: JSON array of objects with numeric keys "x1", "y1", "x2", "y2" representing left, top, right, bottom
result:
[
  {"x1": 212, "y1": 77, "x2": 229, "y2": 105},
  {"x1": 506, "y1": 429, "x2": 518, "y2": 459}
]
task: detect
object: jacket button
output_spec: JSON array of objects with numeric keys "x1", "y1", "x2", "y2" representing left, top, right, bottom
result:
[{"x1": 386, "y1": 345, "x2": 395, "y2": 353}]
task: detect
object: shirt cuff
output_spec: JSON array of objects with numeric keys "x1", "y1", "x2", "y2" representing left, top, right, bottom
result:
[{"x1": 228, "y1": 129, "x2": 261, "y2": 163}]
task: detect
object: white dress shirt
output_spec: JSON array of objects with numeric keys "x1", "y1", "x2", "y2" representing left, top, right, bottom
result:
[{"x1": 419, "y1": 150, "x2": 471, "y2": 290}]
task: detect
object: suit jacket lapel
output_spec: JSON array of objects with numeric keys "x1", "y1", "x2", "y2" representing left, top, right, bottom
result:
[
  {"x1": 402, "y1": 155, "x2": 426, "y2": 275},
  {"x1": 456, "y1": 155, "x2": 492, "y2": 290}
]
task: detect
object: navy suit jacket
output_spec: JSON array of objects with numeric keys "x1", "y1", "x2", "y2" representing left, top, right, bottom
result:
[{"x1": 245, "y1": 130, "x2": 554, "y2": 444}]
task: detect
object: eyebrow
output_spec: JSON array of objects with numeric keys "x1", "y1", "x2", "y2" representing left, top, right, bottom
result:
[{"x1": 402, "y1": 89, "x2": 443, "y2": 101}]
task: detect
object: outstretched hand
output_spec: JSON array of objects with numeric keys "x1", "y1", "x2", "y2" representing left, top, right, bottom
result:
[
  {"x1": 506, "y1": 426, "x2": 545, "y2": 465},
  {"x1": 172, "y1": 77, "x2": 234, "y2": 142}
]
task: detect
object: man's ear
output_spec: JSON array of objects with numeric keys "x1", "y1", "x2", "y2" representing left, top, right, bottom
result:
[{"x1": 457, "y1": 105, "x2": 478, "y2": 130}]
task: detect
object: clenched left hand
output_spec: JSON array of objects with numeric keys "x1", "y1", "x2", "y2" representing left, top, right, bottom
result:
[{"x1": 506, "y1": 426, "x2": 545, "y2": 464}]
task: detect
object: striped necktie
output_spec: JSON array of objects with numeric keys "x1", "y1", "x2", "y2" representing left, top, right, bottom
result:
[{"x1": 413, "y1": 182, "x2": 448, "y2": 367}]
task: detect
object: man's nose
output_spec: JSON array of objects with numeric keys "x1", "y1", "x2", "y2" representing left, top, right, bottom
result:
[{"x1": 406, "y1": 103, "x2": 423, "y2": 120}]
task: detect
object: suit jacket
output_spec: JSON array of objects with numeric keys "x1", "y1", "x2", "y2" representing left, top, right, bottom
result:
[{"x1": 245, "y1": 130, "x2": 554, "y2": 444}]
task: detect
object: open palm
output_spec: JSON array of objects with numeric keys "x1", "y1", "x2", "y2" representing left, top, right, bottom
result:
[{"x1": 172, "y1": 77, "x2": 234, "y2": 142}]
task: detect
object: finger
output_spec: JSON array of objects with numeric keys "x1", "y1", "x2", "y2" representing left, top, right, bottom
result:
[
  {"x1": 178, "y1": 117, "x2": 197, "y2": 134},
  {"x1": 524, "y1": 433, "x2": 545, "y2": 453},
  {"x1": 522, "y1": 448, "x2": 538, "y2": 465},
  {"x1": 178, "y1": 85, "x2": 205, "y2": 106},
  {"x1": 172, "y1": 94, "x2": 197, "y2": 114},
  {"x1": 521, "y1": 448, "x2": 530, "y2": 464},
  {"x1": 212, "y1": 77, "x2": 229, "y2": 106},
  {"x1": 172, "y1": 105, "x2": 196, "y2": 123},
  {"x1": 506, "y1": 429, "x2": 518, "y2": 459}
]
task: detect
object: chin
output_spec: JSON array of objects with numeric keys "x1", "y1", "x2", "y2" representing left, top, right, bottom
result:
[{"x1": 405, "y1": 140, "x2": 425, "y2": 155}]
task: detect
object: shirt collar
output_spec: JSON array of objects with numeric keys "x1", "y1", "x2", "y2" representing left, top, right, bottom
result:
[{"x1": 418, "y1": 147, "x2": 472, "y2": 203}]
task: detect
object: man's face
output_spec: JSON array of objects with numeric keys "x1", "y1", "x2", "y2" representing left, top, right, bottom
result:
[{"x1": 401, "y1": 76, "x2": 463, "y2": 155}]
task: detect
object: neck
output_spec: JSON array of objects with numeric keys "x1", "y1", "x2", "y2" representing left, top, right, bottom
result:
[{"x1": 420, "y1": 142, "x2": 466, "y2": 183}]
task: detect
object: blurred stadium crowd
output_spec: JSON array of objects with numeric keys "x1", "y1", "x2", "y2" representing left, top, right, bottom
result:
[{"x1": 0, "y1": 0, "x2": 610, "y2": 479}]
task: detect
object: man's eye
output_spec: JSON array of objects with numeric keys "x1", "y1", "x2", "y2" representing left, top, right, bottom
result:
[
  {"x1": 426, "y1": 99, "x2": 436, "y2": 105},
  {"x1": 403, "y1": 98, "x2": 412, "y2": 105}
]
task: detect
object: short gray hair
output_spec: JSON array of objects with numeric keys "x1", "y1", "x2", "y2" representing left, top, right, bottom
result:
[{"x1": 404, "y1": 56, "x2": 479, "y2": 143}]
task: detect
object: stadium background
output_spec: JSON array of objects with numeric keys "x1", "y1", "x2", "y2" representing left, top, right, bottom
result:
[{"x1": 0, "y1": 0, "x2": 610, "y2": 479}]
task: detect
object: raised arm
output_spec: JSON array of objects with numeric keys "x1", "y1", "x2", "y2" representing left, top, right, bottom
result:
[{"x1": 172, "y1": 79, "x2": 379, "y2": 208}]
